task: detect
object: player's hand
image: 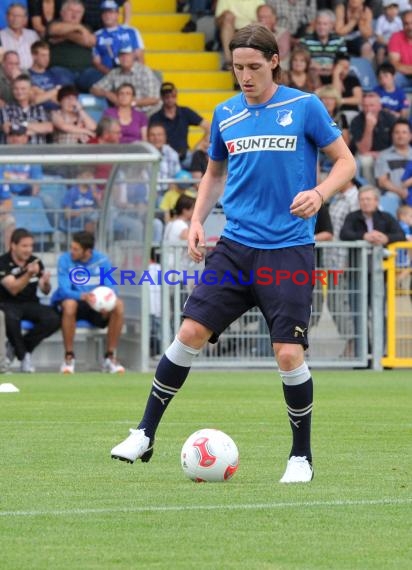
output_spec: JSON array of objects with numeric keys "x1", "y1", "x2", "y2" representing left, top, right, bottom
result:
[
  {"x1": 290, "y1": 189, "x2": 323, "y2": 219},
  {"x1": 188, "y1": 220, "x2": 207, "y2": 263}
]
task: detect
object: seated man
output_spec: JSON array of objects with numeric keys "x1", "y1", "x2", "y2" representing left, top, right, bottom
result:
[
  {"x1": 0, "y1": 228, "x2": 61, "y2": 373},
  {"x1": 51, "y1": 230, "x2": 125, "y2": 374},
  {"x1": 0, "y1": 2, "x2": 40, "y2": 70}
]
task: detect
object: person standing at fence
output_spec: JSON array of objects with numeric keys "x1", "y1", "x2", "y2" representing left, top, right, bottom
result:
[
  {"x1": 0, "y1": 228, "x2": 60, "y2": 373},
  {"x1": 111, "y1": 24, "x2": 356, "y2": 483}
]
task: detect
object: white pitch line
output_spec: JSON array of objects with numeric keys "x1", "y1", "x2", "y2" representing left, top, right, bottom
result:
[{"x1": 1, "y1": 498, "x2": 411, "y2": 518}]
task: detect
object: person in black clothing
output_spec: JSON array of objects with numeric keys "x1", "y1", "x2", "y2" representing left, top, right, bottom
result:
[{"x1": 0, "y1": 228, "x2": 60, "y2": 372}]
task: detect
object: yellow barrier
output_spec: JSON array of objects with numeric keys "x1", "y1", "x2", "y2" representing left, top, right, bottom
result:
[{"x1": 381, "y1": 241, "x2": 412, "y2": 368}]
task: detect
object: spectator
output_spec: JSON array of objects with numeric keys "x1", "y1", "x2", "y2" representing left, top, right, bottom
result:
[
  {"x1": 373, "y1": 62, "x2": 410, "y2": 119},
  {"x1": 266, "y1": 0, "x2": 317, "y2": 45},
  {"x1": 316, "y1": 85, "x2": 350, "y2": 179},
  {"x1": 214, "y1": 0, "x2": 262, "y2": 70},
  {"x1": 0, "y1": 163, "x2": 16, "y2": 250},
  {"x1": 0, "y1": 227, "x2": 60, "y2": 373},
  {"x1": 395, "y1": 204, "x2": 412, "y2": 291},
  {"x1": 401, "y1": 157, "x2": 412, "y2": 206},
  {"x1": 61, "y1": 166, "x2": 99, "y2": 233},
  {"x1": 28, "y1": 40, "x2": 63, "y2": 110},
  {"x1": 189, "y1": 136, "x2": 209, "y2": 180},
  {"x1": 88, "y1": 115, "x2": 122, "y2": 202},
  {"x1": 334, "y1": 0, "x2": 374, "y2": 59},
  {"x1": 0, "y1": 3, "x2": 40, "y2": 70},
  {"x1": 375, "y1": 118, "x2": 412, "y2": 216},
  {"x1": 0, "y1": 124, "x2": 43, "y2": 197},
  {"x1": 331, "y1": 52, "x2": 363, "y2": 121},
  {"x1": 93, "y1": 0, "x2": 144, "y2": 77},
  {"x1": 1, "y1": 74, "x2": 53, "y2": 144},
  {"x1": 103, "y1": 82, "x2": 148, "y2": 143},
  {"x1": 51, "y1": 84, "x2": 96, "y2": 143},
  {"x1": 90, "y1": 45, "x2": 161, "y2": 116},
  {"x1": 29, "y1": 0, "x2": 62, "y2": 38},
  {"x1": 0, "y1": 1, "x2": 28, "y2": 31},
  {"x1": 350, "y1": 91, "x2": 397, "y2": 184},
  {"x1": 82, "y1": 0, "x2": 131, "y2": 32},
  {"x1": 340, "y1": 183, "x2": 406, "y2": 243},
  {"x1": 52, "y1": 230, "x2": 125, "y2": 374},
  {"x1": 0, "y1": 50, "x2": 23, "y2": 107},
  {"x1": 149, "y1": 81, "x2": 210, "y2": 166},
  {"x1": 147, "y1": 122, "x2": 181, "y2": 199},
  {"x1": 374, "y1": 0, "x2": 403, "y2": 67},
  {"x1": 159, "y1": 169, "x2": 197, "y2": 224},
  {"x1": 163, "y1": 193, "x2": 196, "y2": 271},
  {"x1": 300, "y1": 9, "x2": 347, "y2": 85},
  {"x1": 388, "y1": 9, "x2": 412, "y2": 90},
  {"x1": 282, "y1": 47, "x2": 321, "y2": 93},
  {"x1": 46, "y1": 0, "x2": 101, "y2": 92},
  {"x1": 256, "y1": 4, "x2": 291, "y2": 70}
]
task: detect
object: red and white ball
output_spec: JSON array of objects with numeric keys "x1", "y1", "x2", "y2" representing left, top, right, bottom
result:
[
  {"x1": 89, "y1": 286, "x2": 117, "y2": 312},
  {"x1": 181, "y1": 428, "x2": 239, "y2": 482}
]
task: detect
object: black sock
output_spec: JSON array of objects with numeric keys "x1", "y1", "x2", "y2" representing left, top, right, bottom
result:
[
  {"x1": 280, "y1": 365, "x2": 313, "y2": 462},
  {"x1": 137, "y1": 338, "x2": 199, "y2": 440}
]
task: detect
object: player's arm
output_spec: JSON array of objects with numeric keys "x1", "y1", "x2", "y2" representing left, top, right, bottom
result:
[
  {"x1": 188, "y1": 158, "x2": 226, "y2": 263},
  {"x1": 290, "y1": 137, "x2": 356, "y2": 219}
]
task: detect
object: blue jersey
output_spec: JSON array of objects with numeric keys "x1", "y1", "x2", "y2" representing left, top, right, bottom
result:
[
  {"x1": 0, "y1": 164, "x2": 43, "y2": 195},
  {"x1": 93, "y1": 26, "x2": 144, "y2": 69},
  {"x1": 209, "y1": 85, "x2": 341, "y2": 248},
  {"x1": 374, "y1": 85, "x2": 410, "y2": 115},
  {"x1": 62, "y1": 186, "x2": 98, "y2": 210},
  {"x1": 52, "y1": 250, "x2": 116, "y2": 303}
]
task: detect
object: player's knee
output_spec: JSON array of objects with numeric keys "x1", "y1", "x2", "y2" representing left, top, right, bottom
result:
[
  {"x1": 274, "y1": 343, "x2": 304, "y2": 371},
  {"x1": 61, "y1": 299, "x2": 78, "y2": 317},
  {"x1": 178, "y1": 319, "x2": 211, "y2": 350}
]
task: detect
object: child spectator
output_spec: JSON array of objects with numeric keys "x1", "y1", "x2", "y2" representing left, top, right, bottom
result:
[
  {"x1": 159, "y1": 170, "x2": 197, "y2": 224},
  {"x1": 61, "y1": 167, "x2": 100, "y2": 234},
  {"x1": 373, "y1": 62, "x2": 410, "y2": 119},
  {"x1": 374, "y1": 1, "x2": 403, "y2": 66}
]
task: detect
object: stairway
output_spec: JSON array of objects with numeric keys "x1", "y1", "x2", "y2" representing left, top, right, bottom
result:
[{"x1": 130, "y1": 0, "x2": 237, "y2": 149}]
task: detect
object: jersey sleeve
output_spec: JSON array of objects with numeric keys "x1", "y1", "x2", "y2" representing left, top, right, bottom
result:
[
  {"x1": 305, "y1": 94, "x2": 342, "y2": 149},
  {"x1": 208, "y1": 110, "x2": 228, "y2": 162}
]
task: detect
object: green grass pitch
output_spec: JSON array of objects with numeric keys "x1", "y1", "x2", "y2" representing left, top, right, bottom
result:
[{"x1": 1, "y1": 370, "x2": 411, "y2": 569}]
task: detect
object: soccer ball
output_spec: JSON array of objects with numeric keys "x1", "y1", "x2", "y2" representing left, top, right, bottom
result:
[
  {"x1": 181, "y1": 428, "x2": 239, "y2": 482},
  {"x1": 89, "y1": 286, "x2": 117, "y2": 312}
]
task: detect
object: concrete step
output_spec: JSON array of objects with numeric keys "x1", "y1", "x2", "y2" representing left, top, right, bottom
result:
[
  {"x1": 162, "y1": 71, "x2": 233, "y2": 90},
  {"x1": 146, "y1": 51, "x2": 220, "y2": 71},
  {"x1": 131, "y1": 13, "x2": 190, "y2": 32},
  {"x1": 143, "y1": 32, "x2": 204, "y2": 52}
]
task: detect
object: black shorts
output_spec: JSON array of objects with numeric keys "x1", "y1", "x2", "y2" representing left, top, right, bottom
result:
[
  {"x1": 183, "y1": 237, "x2": 315, "y2": 348},
  {"x1": 56, "y1": 300, "x2": 109, "y2": 328}
]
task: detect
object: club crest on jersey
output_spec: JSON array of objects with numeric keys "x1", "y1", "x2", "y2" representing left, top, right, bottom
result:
[{"x1": 276, "y1": 110, "x2": 293, "y2": 127}]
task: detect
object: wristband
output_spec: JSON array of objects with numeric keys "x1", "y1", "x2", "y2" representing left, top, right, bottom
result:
[{"x1": 313, "y1": 188, "x2": 324, "y2": 205}]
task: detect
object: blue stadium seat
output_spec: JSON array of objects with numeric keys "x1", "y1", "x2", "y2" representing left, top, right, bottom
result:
[
  {"x1": 12, "y1": 195, "x2": 55, "y2": 235},
  {"x1": 78, "y1": 94, "x2": 108, "y2": 123},
  {"x1": 349, "y1": 57, "x2": 378, "y2": 92}
]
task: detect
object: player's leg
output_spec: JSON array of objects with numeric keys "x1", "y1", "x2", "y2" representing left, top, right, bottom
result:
[
  {"x1": 102, "y1": 297, "x2": 125, "y2": 373},
  {"x1": 110, "y1": 318, "x2": 212, "y2": 464},
  {"x1": 254, "y1": 245, "x2": 314, "y2": 483},
  {"x1": 59, "y1": 299, "x2": 79, "y2": 373},
  {"x1": 274, "y1": 342, "x2": 314, "y2": 483}
]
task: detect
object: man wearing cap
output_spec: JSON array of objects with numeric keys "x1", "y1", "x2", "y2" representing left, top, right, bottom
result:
[
  {"x1": 93, "y1": 0, "x2": 144, "y2": 76},
  {"x1": 90, "y1": 46, "x2": 161, "y2": 115},
  {"x1": 149, "y1": 82, "x2": 210, "y2": 167}
]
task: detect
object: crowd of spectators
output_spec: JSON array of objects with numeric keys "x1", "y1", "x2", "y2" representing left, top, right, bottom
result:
[{"x1": 0, "y1": 0, "x2": 411, "y2": 260}]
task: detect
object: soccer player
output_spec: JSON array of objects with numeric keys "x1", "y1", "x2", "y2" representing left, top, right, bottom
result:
[{"x1": 111, "y1": 24, "x2": 356, "y2": 483}]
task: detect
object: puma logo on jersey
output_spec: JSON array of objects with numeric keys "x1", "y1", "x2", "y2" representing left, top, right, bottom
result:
[{"x1": 223, "y1": 105, "x2": 235, "y2": 115}]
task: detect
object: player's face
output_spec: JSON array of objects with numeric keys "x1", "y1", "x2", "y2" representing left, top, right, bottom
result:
[
  {"x1": 232, "y1": 47, "x2": 278, "y2": 105},
  {"x1": 70, "y1": 242, "x2": 90, "y2": 262},
  {"x1": 11, "y1": 237, "x2": 34, "y2": 262},
  {"x1": 359, "y1": 191, "x2": 379, "y2": 215}
]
